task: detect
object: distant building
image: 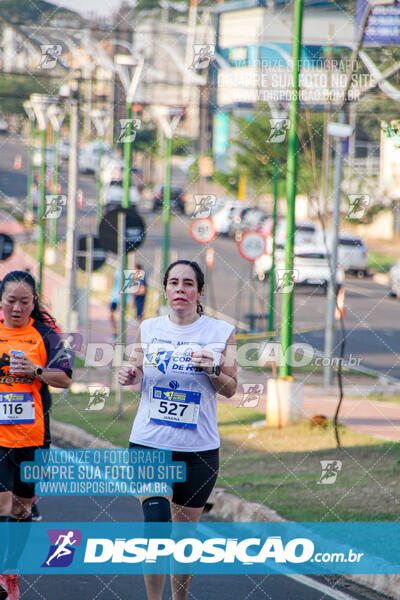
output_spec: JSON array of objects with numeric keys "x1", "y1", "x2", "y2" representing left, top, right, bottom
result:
[{"x1": 211, "y1": 0, "x2": 357, "y2": 170}]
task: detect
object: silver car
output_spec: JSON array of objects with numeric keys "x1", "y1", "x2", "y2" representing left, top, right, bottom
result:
[
  {"x1": 337, "y1": 234, "x2": 368, "y2": 276},
  {"x1": 389, "y1": 259, "x2": 400, "y2": 298}
]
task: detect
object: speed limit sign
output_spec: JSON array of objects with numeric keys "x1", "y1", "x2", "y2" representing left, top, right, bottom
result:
[
  {"x1": 237, "y1": 230, "x2": 266, "y2": 262},
  {"x1": 190, "y1": 218, "x2": 217, "y2": 244}
]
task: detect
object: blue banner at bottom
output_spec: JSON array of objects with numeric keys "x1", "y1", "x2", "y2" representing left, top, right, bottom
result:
[{"x1": 2, "y1": 522, "x2": 400, "y2": 575}]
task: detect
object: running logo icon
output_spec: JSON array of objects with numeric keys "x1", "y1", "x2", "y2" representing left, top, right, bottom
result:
[
  {"x1": 238, "y1": 383, "x2": 264, "y2": 408},
  {"x1": 347, "y1": 194, "x2": 370, "y2": 219},
  {"x1": 317, "y1": 460, "x2": 342, "y2": 485},
  {"x1": 189, "y1": 44, "x2": 215, "y2": 70},
  {"x1": 146, "y1": 351, "x2": 173, "y2": 374},
  {"x1": 39, "y1": 44, "x2": 62, "y2": 69},
  {"x1": 44, "y1": 195, "x2": 66, "y2": 219},
  {"x1": 192, "y1": 195, "x2": 216, "y2": 219},
  {"x1": 42, "y1": 529, "x2": 82, "y2": 567}
]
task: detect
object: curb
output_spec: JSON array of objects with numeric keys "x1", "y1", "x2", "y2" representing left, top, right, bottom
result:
[
  {"x1": 52, "y1": 419, "x2": 399, "y2": 599},
  {"x1": 51, "y1": 419, "x2": 117, "y2": 449},
  {"x1": 207, "y1": 487, "x2": 285, "y2": 522}
]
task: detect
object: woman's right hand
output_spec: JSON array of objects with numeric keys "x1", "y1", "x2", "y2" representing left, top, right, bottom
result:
[{"x1": 118, "y1": 366, "x2": 137, "y2": 386}]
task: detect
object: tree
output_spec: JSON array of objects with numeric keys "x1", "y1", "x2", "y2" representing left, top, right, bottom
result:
[
  {"x1": 0, "y1": 0, "x2": 77, "y2": 23},
  {"x1": 214, "y1": 104, "x2": 325, "y2": 200},
  {"x1": 0, "y1": 73, "x2": 57, "y2": 115}
]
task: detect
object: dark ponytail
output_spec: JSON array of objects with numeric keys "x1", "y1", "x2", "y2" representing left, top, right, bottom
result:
[
  {"x1": 0, "y1": 270, "x2": 58, "y2": 328},
  {"x1": 163, "y1": 260, "x2": 205, "y2": 314}
]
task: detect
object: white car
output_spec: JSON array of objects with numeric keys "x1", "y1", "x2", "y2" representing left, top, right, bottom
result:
[
  {"x1": 288, "y1": 246, "x2": 344, "y2": 292},
  {"x1": 58, "y1": 138, "x2": 70, "y2": 161},
  {"x1": 253, "y1": 243, "x2": 284, "y2": 280},
  {"x1": 101, "y1": 156, "x2": 124, "y2": 186},
  {"x1": 337, "y1": 234, "x2": 368, "y2": 275},
  {"x1": 389, "y1": 259, "x2": 400, "y2": 298},
  {"x1": 33, "y1": 146, "x2": 55, "y2": 167},
  {"x1": 254, "y1": 244, "x2": 344, "y2": 293},
  {"x1": 0, "y1": 113, "x2": 8, "y2": 134},
  {"x1": 276, "y1": 220, "x2": 318, "y2": 246},
  {"x1": 212, "y1": 201, "x2": 248, "y2": 235},
  {"x1": 102, "y1": 182, "x2": 139, "y2": 213},
  {"x1": 79, "y1": 140, "x2": 111, "y2": 174},
  {"x1": 316, "y1": 232, "x2": 369, "y2": 276}
]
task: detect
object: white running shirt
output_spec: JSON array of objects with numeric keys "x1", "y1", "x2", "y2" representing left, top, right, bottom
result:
[{"x1": 129, "y1": 314, "x2": 234, "y2": 452}]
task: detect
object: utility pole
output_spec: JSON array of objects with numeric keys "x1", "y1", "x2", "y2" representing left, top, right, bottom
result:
[
  {"x1": 320, "y1": 25, "x2": 334, "y2": 216},
  {"x1": 268, "y1": 143, "x2": 279, "y2": 337},
  {"x1": 323, "y1": 116, "x2": 348, "y2": 386},
  {"x1": 65, "y1": 77, "x2": 80, "y2": 333},
  {"x1": 30, "y1": 94, "x2": 57, "y2": 295},
  {"x1": 154, "y1": 107, "x2": 182, "y2": 285},
  {"x1": 279, "y1": 0, "x2": 304, "y2": 378},
  {"x1": 23, "y1": 101, "x2": 36, "y2": 221},
  {"x1": 322, "y1": 0, "x2": 396, "y2": 386},
  {"x1": 48, "y1": 105, "x2": 65, "y2": 255}
]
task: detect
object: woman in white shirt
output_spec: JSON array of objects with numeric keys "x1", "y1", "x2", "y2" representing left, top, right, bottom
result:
[{"x1": 119, "y1": 259, "x2": 237, "y2": 600}]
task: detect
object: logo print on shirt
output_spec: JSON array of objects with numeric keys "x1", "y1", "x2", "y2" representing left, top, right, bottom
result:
[
  {"x1": 145, "y1": 351, "x2": 173, "y2": 374},
  {"x1": 169, "y1": 380, "x2": 179, "y2": 389}
]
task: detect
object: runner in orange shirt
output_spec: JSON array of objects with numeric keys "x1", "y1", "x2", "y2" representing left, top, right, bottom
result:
[{"x1": 0, "y1": 271, "x2": 72, "y2": 599}]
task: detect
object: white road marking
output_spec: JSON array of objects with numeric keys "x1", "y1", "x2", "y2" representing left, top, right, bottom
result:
[{"x1": 201, "y1": 524, "x2": 360, "y2": 600}]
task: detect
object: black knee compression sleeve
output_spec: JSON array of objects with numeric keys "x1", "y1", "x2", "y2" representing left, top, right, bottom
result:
[{"x1": 142, "y1": 497, "x2": 171, "y2": 522}]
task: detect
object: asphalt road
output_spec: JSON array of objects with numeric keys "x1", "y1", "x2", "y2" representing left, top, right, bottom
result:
[
  {"x1": 0, "y1": 135, "x2": 395, "y2": 600},
  {"x1": 1, "y1": 133, "x2": 400, "y2": 381},
  {"x1": 18, "y1": 495, "x2": 372, "y2": 600}
]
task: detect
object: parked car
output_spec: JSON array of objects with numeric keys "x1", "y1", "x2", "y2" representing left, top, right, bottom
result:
[
  {"x1": 276, "y1": 220, "x2": 318, "y2": 246},
  {"x1": 256, "y1": 215, "x2": 273, "y2": 237},
  {"x1": 254, "y1": 243, "x2": 344, "y2": 293},
  {"x1": 337, "y1": 234, "x2": 368, "y2": 276},
  {"x1": 289, "y1": 246, "x2": 344, "y2": 292},
  {"x1": 212, "y1": 201, "x2": 248, "y2": 236},
  {"x1": 101, "y1": 156, "x2": 124, "y2": 185},
  {"x1": 33, "y1": 146, "x2": 55, "y2": 167},
  {"x1": 253, "y1": 242, "x2": 284, "y2": 281},
  {"x1": 58, "y1": 138, "x2": 70, "y2": 162},
  {"x1": 389, "y1": 259, "x2": 400, "y2": 298},
  {"x1": 152, "y1": 186, "x2": 185, "y2": 214},
  {"x1": 230, "y1": 207, "x2": 268, "y2": 240},
  {"x1": 0, "y1": 113, "x2": 8, "y2": 134},
  {"x1": 102, "y1": 181, "x2": 139, "y2": 212},
  {"x1": 79, "y1": 140, "x2": 111, "y2": 174}
]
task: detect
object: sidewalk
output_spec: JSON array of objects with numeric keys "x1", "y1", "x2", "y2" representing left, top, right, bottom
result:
[
  {"x1": 1, "y1": 211, "x2": 400, "y2": 442},
  {"x1": 233, "y1": 366, "x2": 400, "y2": 441}
]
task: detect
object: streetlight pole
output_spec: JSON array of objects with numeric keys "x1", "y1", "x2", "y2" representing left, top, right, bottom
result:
[
  {"x1": 48, "y1": 105, "x2": 65, "y2": 251},
  {"x1": 323, "y1": 118, "x2": 348, "y2": 386},
  {"x1": 29, "y1": 94, "x2": 57, "y2": 295},
  {"x1": 268, "y1": 142, "x2": 279, "y2": 337},
  {"x1": 114, "y1": 52, "x2": 144, "y2": 339},
  {"x1": 163, "y1": 135, "x2": 172, "y2": 274},
  {"x1": 122, "y1": 101, "x2": 133, "y2": 212},
  {"x1": 154, "y1": 106, "x2": 182, "y2": 290},
  {"x1": 322, "y1": 0, "x2": 395, "y2": 385},
  {"x1": 91, "y1": 109, "x2": 111, "y2": 223},
  {"x1": 65, "y1": 77, "x2": 80, "y2": 333},
  {"x1": 279, "y1": 0, "x2": 304, "y2": 378},
  {"x1": 23, "y1": 101, "x2": 36, "y2": 222}
]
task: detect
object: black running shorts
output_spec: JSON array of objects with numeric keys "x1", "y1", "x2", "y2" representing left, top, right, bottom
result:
[
  {"x1": 0, "y1": 446, "x2": 39, "y2": 499},
  {"x1": 129, "y1": 442, "x2": 219, "y2": 508}
]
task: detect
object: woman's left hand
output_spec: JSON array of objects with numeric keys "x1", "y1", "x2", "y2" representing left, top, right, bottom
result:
[
  {"x1": 191, "y1": 351, "x2": 214, "y2": 374},
  {"x1": 10, "y1": 352, "x2": 38, "y2": 375}
]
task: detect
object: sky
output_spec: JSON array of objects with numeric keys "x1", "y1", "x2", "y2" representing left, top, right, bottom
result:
[{"x1": 52, "y1": 0, "x2": 135, "y2": 17}]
